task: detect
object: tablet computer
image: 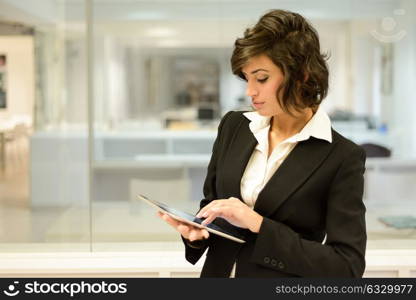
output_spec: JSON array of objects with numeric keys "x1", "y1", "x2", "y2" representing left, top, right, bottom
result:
[{"x1": 138, "y1": 194, "x2": 246, "y2": 243}]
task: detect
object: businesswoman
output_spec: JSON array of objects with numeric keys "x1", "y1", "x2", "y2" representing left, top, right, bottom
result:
[{"x1": 159, "y1": 9, "x2": 366, "y2": 277}]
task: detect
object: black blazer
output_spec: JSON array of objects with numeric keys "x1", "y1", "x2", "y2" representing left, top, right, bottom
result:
[{"x1": 183, "y1": 111, "x2": 367, "y2": 278}]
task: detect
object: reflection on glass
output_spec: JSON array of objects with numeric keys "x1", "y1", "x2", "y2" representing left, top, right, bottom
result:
[{"x1": 0, "y1": 0, "x2": 415, "y2": 253}]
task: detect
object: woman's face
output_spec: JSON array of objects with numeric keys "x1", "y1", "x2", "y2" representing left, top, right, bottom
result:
[{"x1": 242, "y1": 54, "x2": 285, "y2": 117}]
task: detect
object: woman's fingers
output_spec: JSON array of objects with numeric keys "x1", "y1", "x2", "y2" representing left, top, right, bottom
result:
[
  {"x1": 196, "y1": 200, "x2": 220, "y2": 218},
  {"x1": 188, "y1": 228, "x2": 199, "y2": 241},
  {"x1": 201, "y1": 210, "x2": 220, "y2": 226},
  {"x1": 197, "y1": 198, "x2": 239, "y2": 219},
  {"x1": 201, "y1": 229, "x2": 210, "y2": 239},
  {"x1": 158, "y1": 212, "x2": 181, "y2": 227},
  {"x1": 188, "y1": 228, "x2": 210, "y2": 241},
  {"x1": 158, "y1": 212, "x2": 208, "y2": 240}
]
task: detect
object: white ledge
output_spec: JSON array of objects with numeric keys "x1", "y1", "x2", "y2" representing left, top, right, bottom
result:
[{"x1": 0, "y1": 245, "x2": 415, "y2": 277}]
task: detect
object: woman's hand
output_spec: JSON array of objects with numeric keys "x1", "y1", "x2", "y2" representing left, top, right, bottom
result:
[
  {"x1": 196, "y1": 197, "x2": 263, "y2": 233},
  {"x1": 157, "y1": 211, "x2": 209, "y2": 242}
]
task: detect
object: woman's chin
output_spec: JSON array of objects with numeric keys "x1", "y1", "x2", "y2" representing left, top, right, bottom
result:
[{"x1": 255, "y1": 109, "x2": 272, "y2": 117}]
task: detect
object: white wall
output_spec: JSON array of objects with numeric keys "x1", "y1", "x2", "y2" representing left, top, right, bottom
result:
[
  {"x1": 314, "y1": 20, "x2": 351, "y2": 113},
  {"x1": 0, "y1": 36, "x2": 34, "y2": 123},
  {"x1": 348, "y1": 21, "x2": 378, "y2": 116}
]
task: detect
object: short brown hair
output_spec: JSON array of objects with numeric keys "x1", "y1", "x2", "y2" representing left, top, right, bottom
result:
[{"x1": 231, "y1": 9, "x2": 329, "y2": 113}]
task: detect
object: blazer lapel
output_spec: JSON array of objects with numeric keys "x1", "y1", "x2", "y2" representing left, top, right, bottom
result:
[
  {"x1": 253, "y1": 137, "x2": 335, "y2": 217},
  {"x1": 221, "y1": 117, "x2": 257, "y2": 199}
]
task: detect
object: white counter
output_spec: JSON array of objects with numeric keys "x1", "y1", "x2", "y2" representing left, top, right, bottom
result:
[{"x1": 0, "y1": 243, "x2": 415, "y2": 277}]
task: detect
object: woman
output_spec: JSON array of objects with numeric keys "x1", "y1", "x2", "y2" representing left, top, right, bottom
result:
[{"x1": 159, "y1": 9, "x2": 366, "y2": 278}]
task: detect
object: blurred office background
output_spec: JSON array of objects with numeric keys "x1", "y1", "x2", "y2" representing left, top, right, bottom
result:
[{"x1": 0, "y1": 0, "x2": 415, "y2": 276}]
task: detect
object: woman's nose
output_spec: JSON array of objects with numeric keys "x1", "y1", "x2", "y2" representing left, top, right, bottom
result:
[{"x1": 245, "y1": 82, "x2": 258, "y2": 98}]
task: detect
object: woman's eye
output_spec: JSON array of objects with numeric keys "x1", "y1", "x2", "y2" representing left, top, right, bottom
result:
[{"x1": 257, "y1": 77, "x2": 268, "y2": 83}]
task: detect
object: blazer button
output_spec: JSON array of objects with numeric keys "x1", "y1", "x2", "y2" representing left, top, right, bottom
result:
[
  {"x1": 278, "y1": 261, "x2": 285, "y2": 269},
  {"x1": 271, "y1": 259, "x2": 277, "y2": 267},
  {"x1": 263, "y1": 257, "x2": 270, "y2": 264}
]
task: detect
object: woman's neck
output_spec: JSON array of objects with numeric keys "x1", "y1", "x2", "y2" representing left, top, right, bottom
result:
[{"x1": 270, "y1": 108, "x2": 314, "y2": 138}]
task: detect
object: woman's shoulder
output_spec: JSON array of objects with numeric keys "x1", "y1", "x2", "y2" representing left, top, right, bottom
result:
[
  {"x1": 218, "y1": 110, "x2": 248, "y2": 129},
  {"x1": 221, "y1": 110, "x2": 250, "y2": 124},
  {"x1": 331, "y1": 128, "x2": 366, "y2": 158},
  {"x1": 214, "y1": 111, "x2": 250, "y2": 142}
]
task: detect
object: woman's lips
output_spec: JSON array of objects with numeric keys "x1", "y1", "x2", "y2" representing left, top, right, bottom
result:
[{"x1": 252, "y1": 102, "x2": 265, "y2": 109}]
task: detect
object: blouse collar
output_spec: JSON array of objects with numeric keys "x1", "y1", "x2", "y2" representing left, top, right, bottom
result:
[{"x1": 243, "y1": 106, "x2": 332, "y2": 148}]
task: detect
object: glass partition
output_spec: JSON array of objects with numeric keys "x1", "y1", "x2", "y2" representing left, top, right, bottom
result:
[
  {"x1": 0, "y1": 0, "x2": 415, "y2": 254},
  {"x1": 0, "y1": 0, "x2": 90, "y2": 251}
]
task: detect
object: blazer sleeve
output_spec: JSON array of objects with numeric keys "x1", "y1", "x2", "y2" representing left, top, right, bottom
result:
[
  {"x1": 182, "y1": 111, "x2": 234, "y2": 265},
  {"x1": 251, "y1": 146, "x2": 367, "y2": 277}
]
